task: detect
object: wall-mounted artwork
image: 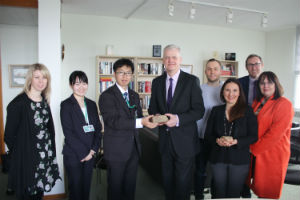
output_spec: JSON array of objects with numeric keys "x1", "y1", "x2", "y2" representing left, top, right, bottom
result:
[{"x1": 9, "y1": 65, "x2": 30, "y2": 87}]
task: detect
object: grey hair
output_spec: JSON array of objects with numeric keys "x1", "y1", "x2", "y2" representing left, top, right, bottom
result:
[{"x1": 163, "y1": 44, "x2": 181, "y2": 53}]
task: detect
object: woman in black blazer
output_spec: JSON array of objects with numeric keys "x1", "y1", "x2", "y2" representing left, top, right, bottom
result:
[
  {"x1": 60, "y1": 71, "x2": 102, "y2": 200},
  {"x1": 204, "y1": 78, "x2": 258, "y2": 198}
]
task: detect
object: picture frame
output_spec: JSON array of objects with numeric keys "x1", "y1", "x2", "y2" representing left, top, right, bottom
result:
[
  {"x1": 152, "y1": 45, "x2": 161, "y2": 57},
  {"x1": 180, "y1": 64, "x2": 193, "y2": 74},
  {"x1": 9, "y1": 64, "x2": 31, "y2": 88},
  {"x1": 225, "y1": 53, "x2": 236, "y2": 61}
]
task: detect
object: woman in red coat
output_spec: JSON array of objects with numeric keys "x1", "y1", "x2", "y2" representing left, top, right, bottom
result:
[{"x1": 248, "y1": 71, "x2": 294, "y2": 199}]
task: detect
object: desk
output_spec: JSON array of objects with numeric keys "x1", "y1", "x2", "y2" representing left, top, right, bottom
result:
[{"x1": 139, "y1": 127, "x2": 162, "y2": 185}]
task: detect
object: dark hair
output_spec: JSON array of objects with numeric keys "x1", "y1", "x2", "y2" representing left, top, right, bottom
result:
[
  {"x1": 255, "y1": 71, "x2": 283, "y2": 101},
  {"x1": 206, "y1": 58, "x2": 222, "y2": 68},
  {"x1": 113, "y1": 58, "x2": 134, "y2": 73},
  {"x1": 245, "y1": 54, "x2": 263, "y2": 66},
  {"x1": 69, "y1": 71, "x2": 88, "y2": 85},
  {"x1": 220, "y1": 78, "x2": 247, "y2": 122}
]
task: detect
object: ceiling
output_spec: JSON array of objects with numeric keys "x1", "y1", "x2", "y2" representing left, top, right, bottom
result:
[
  {"x1": 61, "y1": 0, "x2": 300, "y2": 31},
  {"x1": 0, "y1": 0, "x2": 299, "y2": 31}
]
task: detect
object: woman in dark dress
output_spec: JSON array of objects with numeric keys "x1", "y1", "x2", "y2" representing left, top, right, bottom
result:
[
  {"x1": 205, "y1": 78, "x2": 258, "y2": 198},
  {"x1": 4, "y1": 63, "x2": 61, "y2": 200}
]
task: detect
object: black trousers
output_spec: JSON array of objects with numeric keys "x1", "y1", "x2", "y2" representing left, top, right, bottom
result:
[
  {"x1": 64, "y1": 154, "x2": 94, "y2": 200},
  {"x1": 194, "y1": 139, "x2": 210, "y2": 199},
  {"x1": 161, "y1": 133, "x2": 194, "y2": 200},
  {"x1": 106, "y1": 145, "x2": 139, "y2": 200},
  {"x1": 211, "y1": 163, "x2": 249, "y2": 199}
]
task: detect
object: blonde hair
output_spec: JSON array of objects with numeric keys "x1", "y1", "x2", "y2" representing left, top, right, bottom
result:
[{"x1": 23, "y1": 63, "x2": 51, "y2": 104}]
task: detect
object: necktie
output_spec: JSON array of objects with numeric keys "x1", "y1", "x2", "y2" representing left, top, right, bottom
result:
[
  {"x1": 167, "y1": 78, "x2": 173, "y2": 110},
  {"x1": 123, "y1": 92, "x2": 135, "y2": 109},
  {"x1": 123, "y1": 92, "x2": 129, "y2": 102}
]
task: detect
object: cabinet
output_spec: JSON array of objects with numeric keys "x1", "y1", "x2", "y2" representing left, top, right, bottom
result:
[
  {"x1": 202, "y1": 60, "x2": 238, "y2": 83},
  {"x1": 96, "y1": 56, "x2": 193, "y2": 115}
]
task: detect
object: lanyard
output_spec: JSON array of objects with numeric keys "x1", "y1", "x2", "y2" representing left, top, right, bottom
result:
[
  {"x1": 83, "y1": 100, "x2": 89, "y2": 124},
  {"x1": 123, "y1": 92, "x2": 136, "y2": 109}
]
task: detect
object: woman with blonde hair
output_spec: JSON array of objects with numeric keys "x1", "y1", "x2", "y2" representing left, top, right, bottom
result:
[{"x1": 4, "y1": 63, "x2": 61, "y2": 200}]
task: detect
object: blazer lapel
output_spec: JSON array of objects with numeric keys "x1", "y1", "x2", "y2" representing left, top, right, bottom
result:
[
  {"x1": 70, "y1": 94, "x2": 87, "y2": 125},
  {"x1": 112, "y1": 85, "x2": 131, "y2": 116},
  {"x1": 170, "y1": 71, "x2": 185, "y2": 110},
  {"x1": 128, "y1": 89, "x2": 138, "y2": 117},
  {"x1": 160, "y1": 73, "x2": 167, "y2": 112}
]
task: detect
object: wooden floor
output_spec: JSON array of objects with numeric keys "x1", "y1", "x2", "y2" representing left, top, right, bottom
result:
[{"x1": 0, "y1": 165, "x2": 299, "y2": 200}]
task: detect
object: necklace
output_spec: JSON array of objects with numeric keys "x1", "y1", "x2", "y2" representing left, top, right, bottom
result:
[{"x1": 224, "y1": 114, "x2": 234, "y2": 136}]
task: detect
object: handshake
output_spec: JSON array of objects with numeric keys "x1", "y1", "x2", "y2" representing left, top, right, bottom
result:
[{"x1": 142, "y1": 114, "x2": 177, "y2": 129}]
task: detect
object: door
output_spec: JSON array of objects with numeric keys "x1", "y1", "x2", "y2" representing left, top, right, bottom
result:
[{"x1": 0, "y1": 46, "x2": 4, "y2": 157}]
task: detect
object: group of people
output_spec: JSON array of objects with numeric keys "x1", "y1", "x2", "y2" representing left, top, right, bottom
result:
[{"x1": 3, "y1": 44, "x2": 294, "y2": 200}]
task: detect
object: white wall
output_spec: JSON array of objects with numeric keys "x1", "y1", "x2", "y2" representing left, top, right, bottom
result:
[
  {"x1": 38, "y1": 0, "x2": 65, "y2": 195},
  {"x1": 265, "y1": 28, "x2": 296, "y2": 103},
  {"x1": 0, "y1": 24, "x2": 38, "y2": 123},
  {"x1": 61, "y1": 14, "x2": 266, "y2": 101}
]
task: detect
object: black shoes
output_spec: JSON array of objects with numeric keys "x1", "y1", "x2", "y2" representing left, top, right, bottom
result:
[{"x1": 6, "y1": 188, "x2": 15, "y2": 195}]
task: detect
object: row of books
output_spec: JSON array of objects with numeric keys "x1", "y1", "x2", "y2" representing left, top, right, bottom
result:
[
  {"x1": 138, "y1": 63, "x2": 164, "y2": 75},
  {"x1": 99, "y1": 78, "x2": 134, "y2": 93},
  {"x1": 140, "y1": 95, "x2": 151, "y2": 110},
  {"x1": 99, "y1": 62, "x2": 114, "y2": 74},
  {"x1": 221, "y1": 64, "x2": 236, "y2": 76},
  {"x1": 137, "y1": 81, "x2": 151, "y2": 93},
  {"x1": 99, "y1": 78, "x2": 114, "y2": 93}
]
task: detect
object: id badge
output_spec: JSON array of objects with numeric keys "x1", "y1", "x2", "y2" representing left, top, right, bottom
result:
[{"x1": 83, "y1": 124, "x2": 95, "y2": 133}]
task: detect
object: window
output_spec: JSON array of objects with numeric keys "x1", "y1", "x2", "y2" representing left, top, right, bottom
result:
[{"x1": 294, "y1": 25, "x2": 300, "y2": 112}]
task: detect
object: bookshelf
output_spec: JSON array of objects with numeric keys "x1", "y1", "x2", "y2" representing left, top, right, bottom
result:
[
  {"x1": 96, "y1": 56, "x2": 193, "y2": 115},
  {"x1": 202, "y1": 59, "x2": 238, "y2": 83}
]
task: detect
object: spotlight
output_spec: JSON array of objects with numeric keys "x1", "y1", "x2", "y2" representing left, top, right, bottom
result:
[
  {"x1": 168, "y1": 2, "x2": 175, "y2": 16},
  {"x1": 261, "y1": 14, "x2": 268, "y2": 28},
  {"x1": 226, "y1": 8, "x2": 233, "y2": 23},
  {"x1": 189, "y1": 4, "x2": 196, "y2": 19}
]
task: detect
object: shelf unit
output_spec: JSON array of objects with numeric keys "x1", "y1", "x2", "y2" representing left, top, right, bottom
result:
[
  {"x1": 96, "y1": 55, "x2": 193, "y2": 115},
  {"x1": 202, "y1": 59, "x2": 238, "y2": 83}
]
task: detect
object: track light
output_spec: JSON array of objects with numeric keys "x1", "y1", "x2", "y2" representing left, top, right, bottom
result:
[
  {"x1": 174, "y1": 0, "x2": 268, "y2": 27},
  {"x1": 168, "y1": 1, "x2": 175, "y2": 16},
  {"x1": 226, "y1": 9, "x2": 233, "y2": 24},
  {"x1": 189, "y1": 4, "x2": 196, "y2": 19},
  {"x1": 261, "y1": 14, "x2": 268, "y2": 28}
]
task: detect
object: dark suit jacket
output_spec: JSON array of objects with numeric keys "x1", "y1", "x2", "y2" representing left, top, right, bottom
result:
[
  {"x1": 204, "y1": 104, "x2": 258, "y2": 165},
  {"x1": 60, "y1": 94, "x2": 102, "y2": 161},
  {"x1": 98, "y1": 85, "x2": 143, "y2": 162},
  {"x1": 239, "y1": 75, "x2": 250, "y2": 104},
  {"x1": 148, "y1": 71, "x2": 205, "y2": 158}
]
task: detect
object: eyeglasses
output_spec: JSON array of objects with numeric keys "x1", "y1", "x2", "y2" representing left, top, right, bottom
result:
[
  {"x1": 246, "y1": 63, "x2": 261, "y2": 67},
  {"x1": 259, "y1": 81, "x2": 274, "y2": 86},
  {"x1": 116, "y1": 71, "x2": 133, "y2": 76}
]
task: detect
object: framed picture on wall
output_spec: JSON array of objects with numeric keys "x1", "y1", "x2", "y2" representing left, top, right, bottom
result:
[
  {"x1": 180, "y1": 64, "x2": 193, "y2": 74},
  {"x1": 9, "y1": 64, "x2": 30, "y2": 87},
  {"x1": 152, "y1": 45, "x2": 162, "y2": 57}
]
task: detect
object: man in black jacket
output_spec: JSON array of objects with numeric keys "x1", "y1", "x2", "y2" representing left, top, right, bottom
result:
[
  {"x1": 99, "y1": 58, "x2": 156, "y2": 200},
  {"x1": 239, "y1": 54, "x2": 264, "y2": 105},
  {"x1": 149, "y1": 44, "x2": 205, "y2": 200}
]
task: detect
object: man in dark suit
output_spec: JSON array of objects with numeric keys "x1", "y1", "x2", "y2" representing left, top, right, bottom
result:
[
  {"x1": 238, "y1": 54, "x2": 263, "y2": 198},
  {"x1": 98, "y1": 58, "x2": 157, "y2": 200},
  {"x1": 239, "y1": 54, "x2": 264, "y2": 105},
  {"x1": 148, "y1": 44, "x2": 205, "y2": 200}
]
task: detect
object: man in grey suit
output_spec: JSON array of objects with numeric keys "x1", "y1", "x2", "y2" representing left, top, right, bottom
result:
[{"x1": 148, "y1": 44, "x2": 205, "y2": 200}]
